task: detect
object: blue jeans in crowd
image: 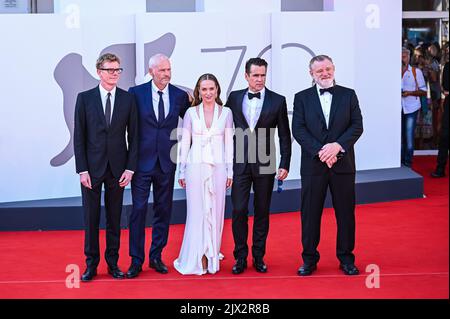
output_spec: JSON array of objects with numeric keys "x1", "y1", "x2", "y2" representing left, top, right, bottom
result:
[{"x1": 401, "y1": 109, "x2": 419, "y2": 167}]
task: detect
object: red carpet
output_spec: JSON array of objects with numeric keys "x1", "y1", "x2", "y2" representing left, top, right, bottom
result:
[{"x1": 0, "y1": 156, "x2": 447, "y2": 299}]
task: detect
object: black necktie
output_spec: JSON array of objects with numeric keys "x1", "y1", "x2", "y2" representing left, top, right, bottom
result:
[
  {"x1": 319, "y1": 87, "x2": 334, "y2": 95},
  {"x1": 248, "y1": 92, "x2": 261, "y2": 100},
  {"x1": 105, "y1": 92, "x2": 111, "y2": 127},
  {"x1": 157, "y1": 91, "x2": 165, "y2": 124}
]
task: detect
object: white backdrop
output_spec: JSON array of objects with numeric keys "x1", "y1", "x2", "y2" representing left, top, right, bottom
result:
[{"x1": 0, "y1": 2, "x2": 401, "y2": 203}]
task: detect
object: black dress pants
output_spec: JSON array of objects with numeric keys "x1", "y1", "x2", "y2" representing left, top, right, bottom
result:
[
  {"x1": 231, "y1": 163, "x2": 275, "y2": 260},
  {"x1": 300, "y1": 171, "x2": 356, "y2": 266},
  {"x1": 82, "y1": 165, "x2": 124, "y2": 269}
]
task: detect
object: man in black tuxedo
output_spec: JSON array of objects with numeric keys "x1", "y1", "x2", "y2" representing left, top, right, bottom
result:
[
  {"x1": 74, "y1": 53, "x2": 138, "y2": 281},
  {"x1": 226, "y1": 58, "x2": 291, "y2": 274},
  {"x1": 292, "y1": 55, "x2": 363, "y2": 276}
]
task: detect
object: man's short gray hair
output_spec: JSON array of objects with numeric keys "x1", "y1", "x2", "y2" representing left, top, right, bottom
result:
[
  {"x1": 402, "y1": 47, "x2": 410, "y2": 55},
  {"x1": 148, "y1": 53, "x2": 169, "y2": 69},
  {"x1": 309, "y1": 54, "x2": 334, "y2": 70}
]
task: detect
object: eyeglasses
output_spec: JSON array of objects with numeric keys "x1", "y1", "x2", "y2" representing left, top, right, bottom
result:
[
  {"x1": 99, "y1": 68, "x2": 123, "y2": 74},
  {"x1": 277, "y1": 179, "x2": 283, "y2": 193}
]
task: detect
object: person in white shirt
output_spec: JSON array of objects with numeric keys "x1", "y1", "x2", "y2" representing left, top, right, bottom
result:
[{"x1": 401, "y1": 47, "x2": 427, "y2": 167}]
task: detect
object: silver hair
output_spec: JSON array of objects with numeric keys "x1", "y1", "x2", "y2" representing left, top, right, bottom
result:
[
  {"x1": 402, "y1": 47, "x2": 410, "y2": 55},
  {"x1": 148, "y1": 53, "x2": 169, "y2": 69},
  {"x1": 309, "y1": 54, "x2": 334, "y2": 70}
]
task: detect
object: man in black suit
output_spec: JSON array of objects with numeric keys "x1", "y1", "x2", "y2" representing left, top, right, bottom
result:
[
  {"x1": 226, "y1": 58, "x2": 291, "y2": 274},
  {"x1": 292, "y1": 55, "x2": 363, "y2": 276},
  {"x1": 431, "y1": 60, "x2": 449, "y2": 178},
  {"x1": 74, "y1": 53, "x2": 138, "y2": 281}
]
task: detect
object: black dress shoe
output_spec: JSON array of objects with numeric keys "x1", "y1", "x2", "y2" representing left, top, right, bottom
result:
[
  {"x1": 81, "y1": 268, "x2": 97, "y2": 282},
  {"x1": 232, "y1": 259, "x2": 247, "y2": 274},
  {"x1": 430, "y1": 171, "x2": 445, "y2": 178},
  {"x1": 253, "y1": 258, "x2": 267, "y2": 273},
  {"x1": 297, "y1": 264, "x2": 317, "y2": 276},
  {"x1": 339, "y1": 264, "x2": 360, "y2": 276},
  {"x1": 149, "y1": 259, "x2": 168, "y2": 274},
  {"x1": 107, "y1": 266, "x2": 125, "y2": 279},
  {"x1": 126, "y1": 264, "x2": 142, "y2": 278}
]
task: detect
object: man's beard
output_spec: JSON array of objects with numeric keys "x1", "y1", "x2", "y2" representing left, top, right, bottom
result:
[{"x1": 318, "y1": 78, "x2": 334, "y2": 88}]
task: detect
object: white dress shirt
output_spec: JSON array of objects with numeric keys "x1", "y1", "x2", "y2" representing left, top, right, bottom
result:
[
  {"x1": 151, "y1": 81, "x2": 170, "y2": 120},
  {"x1": 243, "y1": 88, "x2": 265, "y2": 131},
  {"x1": 316, "y1": 84, "x2": 332, "y2": 128},
  {"x1": 315, "y1": 84, "x2": 345, "y2": 153},
  {"x1": 99, "y1": 84, "x2": 116, "y2": 123}
]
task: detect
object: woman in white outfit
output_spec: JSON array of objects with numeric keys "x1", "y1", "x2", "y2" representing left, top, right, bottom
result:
[{"x1": 174, "y1": 74, "x2": 234, "y2": 275}]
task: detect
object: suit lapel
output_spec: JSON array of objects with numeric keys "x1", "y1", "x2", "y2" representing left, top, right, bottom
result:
[
  {"x1": 254, "y1": 88, "x2": 271, "y2": 129},
  {"x1": 237, "y1": 90, "x2": 250, "y2": 129},
  {"x1": 163, "y1": 84, "x2": 176, "y2": 125},
  {"x1": 94, "y1": 86, "x2": 107, "y2": 128},
  {"x1": 310, "y1": 85, "x2": 327, "y2": 128},
  {"x1": 145, "y1": 80, "x2": 157, "y2": 124},
  {"x1": 110, "y1": 87, "x2": 121, "y2": 128},
  {"x1": 328, "y1": 85, "x2": 342, "y2": 129}
]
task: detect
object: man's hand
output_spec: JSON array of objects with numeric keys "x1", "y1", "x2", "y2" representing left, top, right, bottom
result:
[
  {"x1": 326, "y1": 156, "x2": 338, "y2": 168},
  {"x1": 119, "y1": 171, "x2": 133, "y2": 188},
  {"x1": 277, "y1": 168, "x2": 288, "y2": 181},
  {"x1": 80, "y1": 172, "x2": 92, "y2": 189},
  {"x1": 226, "y1": 178, "x2": 233, "y2": 189},
  {"x1": 319, "y1": 142, "x2": 342, "y2": 163}
]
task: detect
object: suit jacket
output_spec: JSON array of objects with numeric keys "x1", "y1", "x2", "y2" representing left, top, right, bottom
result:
[
  {"x1": 226, "y1": 88, "x2": 291, "y2": 176},
  {"x1": 128, "y1": 81, "x2": 190, "y2": 173},
  {"x1": 74, "y1": 85, "x2": 138, "y2": 178},
  {"x1": 292, "y1": 85, "x2": 363, "y2": 176}
]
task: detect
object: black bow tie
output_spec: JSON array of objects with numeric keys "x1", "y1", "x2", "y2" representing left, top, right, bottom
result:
[
  {"x1": 248, "y1": 92, "x2": 261, "y2": 100},
  {"x1": 319, "y1": 87, "x2": 334, "y2": 95}
]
